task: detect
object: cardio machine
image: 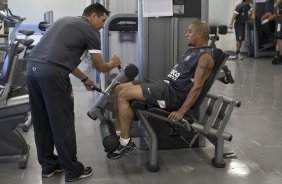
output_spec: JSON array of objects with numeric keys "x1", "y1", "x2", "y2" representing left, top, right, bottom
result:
[
  {"x1": 0, "y1": 41, "x2": 30, "y2": 169},
  {"x1": 0, "y1": 9, "x2": 33, "y2": 132}
]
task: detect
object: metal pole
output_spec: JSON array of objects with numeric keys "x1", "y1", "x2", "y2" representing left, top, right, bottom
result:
[
  {"x1": 253, "y1": 1, "x2": 259, "y2": 57},
  {"x1": 138, "y1": 0, "x2": 143, "y2": 79}
]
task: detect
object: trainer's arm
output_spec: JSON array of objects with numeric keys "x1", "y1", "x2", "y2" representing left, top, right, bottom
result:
[
  {"x1": 274, "y1": 0, "x2": 282, "y2": 8},
  {"x1": 168, "y1": 53, "x2": 214, "y2": 121},
  {"x1": 90, "y1": 53, "x2": 121, "y2": 72},
  {"x1": 229, "y1": 13, "x2": 238, "y2": 28}
]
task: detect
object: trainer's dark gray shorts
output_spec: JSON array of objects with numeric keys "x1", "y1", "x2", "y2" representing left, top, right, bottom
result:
[
  {"x1": 234, "y1": 22, "x2": 246, "y2": 41},
  {"x1": 275, "y1": 16, "x2": 282, "y2": 39},
  {"x1": 132, "y1": 79, "x2": 167, "y2": 108}
]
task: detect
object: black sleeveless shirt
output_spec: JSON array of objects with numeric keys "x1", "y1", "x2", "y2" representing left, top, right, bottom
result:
[{"x1": 159, "y1": 46, "x2": 213, "y2": 110}]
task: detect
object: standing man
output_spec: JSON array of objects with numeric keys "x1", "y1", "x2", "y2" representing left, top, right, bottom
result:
[
  {"x1": 229, "y1": 0, "x2": 254, "y2": 60},
  {"x1": 273, "y1": 0, "x2": 282, "y2": 65},
  {"x1": 26, "y1": 3, "x2": 120, "y2": 182},
  {"x1": 107, "y1": 21, "x2": 214, "y2": 159}
]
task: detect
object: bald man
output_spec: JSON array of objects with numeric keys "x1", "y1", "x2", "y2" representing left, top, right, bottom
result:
[{"x1": 107, "y1": 21, "x2": 215, "y2": 159}]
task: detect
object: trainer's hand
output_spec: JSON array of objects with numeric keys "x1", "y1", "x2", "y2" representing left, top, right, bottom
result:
[
  {"x1": 228, "y1": 24, "x2": 233, "y2": 29},
  {"x1": 82, "y1": 79, "x2": 96, "y2": 91},
  {"x1": 109, "y1": 55, "x2": 121, "y2": 69},
  {"x1": 168, "y1": 111, "x2": 184, "y2": 122}
]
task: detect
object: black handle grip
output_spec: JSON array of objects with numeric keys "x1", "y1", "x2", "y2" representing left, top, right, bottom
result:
[
  {"x1": 91, "y1": 85, "x2": 102, "y2": 92},
  {"x1": 117, "y1": 65, "x2": 122, "y2": 71}
]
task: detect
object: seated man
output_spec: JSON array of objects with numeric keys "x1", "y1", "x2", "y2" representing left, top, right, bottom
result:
[{"x1": 107, "y1": 21, "x2": 215, "y2": 159}]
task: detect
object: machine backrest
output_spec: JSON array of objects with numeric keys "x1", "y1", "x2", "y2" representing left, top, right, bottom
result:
[
  {"x1": 0, "y1": 42, "x2": 20, "y2": 86},
  {"x1": 190, "y1": 48, "x2": 229, "y2": 111}
]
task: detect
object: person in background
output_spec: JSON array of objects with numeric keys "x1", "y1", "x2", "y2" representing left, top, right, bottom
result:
[
  {"x1": 26, "y1": 3, "x2": 120, "y2": 182},
  {"x1": 272, "y1": 0, "x2": 282, "y2": 65},
  {"x1": 229, "y1": 0, "x2": 254, "y2": 60}
]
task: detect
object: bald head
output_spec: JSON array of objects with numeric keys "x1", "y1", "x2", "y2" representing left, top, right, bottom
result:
[{"x1": 191, "y1": 21, "x2": 210, "y2": 41}]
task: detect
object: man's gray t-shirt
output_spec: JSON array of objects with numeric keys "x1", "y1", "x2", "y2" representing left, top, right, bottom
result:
[
  {"x1": 234, "y1": 3, "x2": 251, "y2": 25},
  {"x1": 29, "y1": 16, "x2": 101, "y2": 72}
]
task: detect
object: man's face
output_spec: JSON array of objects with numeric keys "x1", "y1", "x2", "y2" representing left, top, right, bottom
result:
[
  {"x1": 185, "y1": 24, "x2": 199, "y2": 45},
  {"x1": 89, "y1": 13, "x2": 108, "y2": 30}
]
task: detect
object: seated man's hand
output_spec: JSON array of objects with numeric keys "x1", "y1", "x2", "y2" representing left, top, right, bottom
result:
[{"x1": 168, "y1": 111, "x2": 184, "y2": 122}]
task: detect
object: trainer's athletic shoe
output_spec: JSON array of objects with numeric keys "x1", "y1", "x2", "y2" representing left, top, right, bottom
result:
[
  {"x1": 65, "y1": 167, "x2": 93, "y2": 182},
  {"x1": 272, "y1": 56, "x2": 282, "y2": 65},
  {"x1": 42, "y1": 165, "x2": 64, "y2": 178},
  {"x1": 237, "y1": 54, "x2": 244, "y2": 60},
  {"x1": 107, "y1": 139, "x2": 137, "y2": 159}
]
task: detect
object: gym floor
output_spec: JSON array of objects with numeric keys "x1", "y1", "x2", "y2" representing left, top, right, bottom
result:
[{"x1": 1, "y1": 47, "x2": 282, "y2": 183}]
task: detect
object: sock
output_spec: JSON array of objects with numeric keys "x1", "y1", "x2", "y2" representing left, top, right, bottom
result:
[
  {"x1": 119, "y1": 137, "x2": 130, "y2": 146},
  {"x1": 236, "y1": 50, "x2": 240, "y2": 55},
  {"x1": 116, "y1": 130, "x2": 121, "y2": 136}
]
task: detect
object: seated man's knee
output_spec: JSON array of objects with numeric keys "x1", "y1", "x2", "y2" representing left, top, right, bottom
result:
[
  {"x1": 115, "y1": 82, "x2": 131, "y2": 96},
  {"x1": 117, "y1": 87, "x2": 130, "y2": 102},
  {"x1": 114, "y1": 84, "x2": 123, "y2": 95}
]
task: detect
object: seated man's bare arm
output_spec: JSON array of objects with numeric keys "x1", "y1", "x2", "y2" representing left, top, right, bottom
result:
[{"x1": 168, "y1": 53, "x2": 214, "y2": 121}]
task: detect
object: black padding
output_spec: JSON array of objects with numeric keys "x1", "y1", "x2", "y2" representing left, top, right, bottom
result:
[
  {"x1": 210, "y1": 25, "x2": 217, "y2": 34},
  {"x1": 191, "y1": 49, "x2": 229, "y2": 112},
  {"x1": 99, "y1": 120, "x2": 119, "y2": 152},
  {"x1": 18, "y1": 30, "x2": 34, "y2": 36},
  {"x1": 124, "y1": 63, "x2": 139, "y2": 79},
  {"x1": 218, "y1": 25, "x2": 228, "y2": 34},
  {"x1": 38, "y1": 21, "x2": 50, "y2": 31},
  {"x1": 15, "y1": 38, "x2": 34, "y2": 47},
  {"x1": 16, "y1": 47, "x2": 24, "y2": 54}
]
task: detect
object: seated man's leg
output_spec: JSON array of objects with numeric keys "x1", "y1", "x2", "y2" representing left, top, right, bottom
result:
[
  {"x1": 114, "y1": 82, "x2": 135, "y2": 137},
  {"x1": 107, "y1": 83, "x2": 145, "y2": 159},
  {"x1": 108, "y1": 80, "x2": 165, "y2": 159}
]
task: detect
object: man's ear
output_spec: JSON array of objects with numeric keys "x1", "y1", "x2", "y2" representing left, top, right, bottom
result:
[
  {"x1": 198, "y1": 31, "x2": 203, "y2": 38},
  {"x1": 91, "y1": 13, "x2": 97, "y2": 19}
]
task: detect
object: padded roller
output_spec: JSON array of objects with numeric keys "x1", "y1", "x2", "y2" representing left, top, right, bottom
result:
[{"x1": 99, "y1": 120, "x2": 119, "y2": 152}]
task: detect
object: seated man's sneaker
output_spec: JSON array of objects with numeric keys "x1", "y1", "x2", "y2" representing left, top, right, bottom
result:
[
  {"x1": 65, "y1": 167, "x2": 93, "y2": 182},
  {"x1": 107, "y1": 139, "x2": 137, "y2": 159},
  {"x1": 42, "y1": 165, "x2": 64, "y2": 178}
]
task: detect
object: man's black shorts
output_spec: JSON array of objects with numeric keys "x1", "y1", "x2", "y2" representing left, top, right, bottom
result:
[{"x1": 132, "y1": 79, "x2": 167, "y2": 108}]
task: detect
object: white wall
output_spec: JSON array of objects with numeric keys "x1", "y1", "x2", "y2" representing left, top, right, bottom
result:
[
  {"x1": 209, "y1": 0, "x2": 245, "y2": 52},
  {"x1": 9, "y1": 0, "x2": 241, "y2": 26},
  {"x1": 108, "y1": 0, "x2": 137, "y2": 14},
  {"x1": 209, "y1": 0, "x2": 241, "y2": 25},
  {"x1": 8, "y1": 0, "x2": 92, "y2": 25},
  {"x1": 7, "y1": 0, "x2": 244, "y2": 52}
]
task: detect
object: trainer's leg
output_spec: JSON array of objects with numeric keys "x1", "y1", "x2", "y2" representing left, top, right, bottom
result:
[
  {"x1": 27, "y1": 76, "x2": 60, "y2": 173},
  {"x1": 43, "y1": 76, "x2": 84, "y2": 179}
]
